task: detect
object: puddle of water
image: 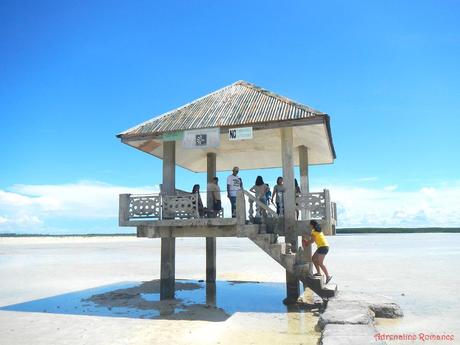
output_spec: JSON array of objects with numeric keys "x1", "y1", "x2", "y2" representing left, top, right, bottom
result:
[{"x1": 0, "y1": 279, "x2": 302, "y2": 320}]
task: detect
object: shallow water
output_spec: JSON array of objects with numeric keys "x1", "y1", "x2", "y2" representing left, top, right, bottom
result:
[{"x1": 0, "y1": 279, "x2": 299, "y2": 320}]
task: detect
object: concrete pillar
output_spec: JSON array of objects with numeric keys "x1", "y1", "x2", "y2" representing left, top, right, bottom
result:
[
  {"x1": 299, "y1": 145, "x2": 312, "y2": 275},
  {"x1": 281, "y1": 127, "x2": 299, "y2": 303},
  {"x1": 236, "y1": 190, "x2": 246, "y2": 225},
  {"x1": 298, "y1": 145, "x2": 309, "y2": 196},
  {"x1": 324, "y1": 189, "x2": 332, "y2": 236},
  {"x1": 206, "y1": 282, "x2": 217, "y2": 306},
  {"x1": 118, "y1": 194, "x2": 130, "y2": 226},
  {"x1": 160, "y1": 141, "x2": 176, "y2": 300},
  {"x1": 206, "y1": 152, "x2": 217, "y2": 282}
]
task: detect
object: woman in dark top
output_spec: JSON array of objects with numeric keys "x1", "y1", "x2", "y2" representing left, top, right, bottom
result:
[{"x1": 192, "y1": 184, "x2": 204, "y2": 217}]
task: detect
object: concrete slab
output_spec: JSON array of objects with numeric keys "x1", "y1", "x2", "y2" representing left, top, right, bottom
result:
[
  {"x1": 321, "y1": 335, "x2": 386, "y2": 345},
  {"x1": 321, "y1": 324, "x2": 385, "y2": 344},
  {"x1": 332, "y1": 291, "x2": 403, "y2": 318},
  {"x1": 322, "y1": 324, "x2": 377, "y2": 336},
  {"x1": 318, "y1": 301, "x2": 374, "y2": 330}
]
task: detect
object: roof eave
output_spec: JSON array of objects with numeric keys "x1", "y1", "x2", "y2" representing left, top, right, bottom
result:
[
  {"x1": 117, "y1": 115, "x2": 328, "y2": 141},
  {"x1": 323, "y1": 114, "x2": 337, "y2": 159}
]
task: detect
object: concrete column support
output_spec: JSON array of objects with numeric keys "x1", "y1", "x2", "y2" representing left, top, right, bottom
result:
[
  {"x1": 160, "y1": 141, "x2": 176, "y2": 300},
  {"x1": 298, "y1": 145, "x2": 312, "y2": 274},
  {"x1": 298, "y1": 145, "x2": 310, "y2": 195},
  {"x1": 206, "y1": 152, "x2": 217, "y2": 282},
  {"x1": 324, "y1": 189, "x2": 332, "y2": 236},
  {"x1": 281, "y1": 127, "x2": 299, "y2": 303}
]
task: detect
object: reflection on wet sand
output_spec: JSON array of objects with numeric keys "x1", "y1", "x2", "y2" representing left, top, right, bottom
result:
[
  {"x1": 83, "y1": 279, "x2": 321, "y2": 322},
  {"x1": 1, "y1": 278, "x2": 321, "y2": 344},
  {"x1": 1, "y1": 278, "x2": 320, "y2": 322}
]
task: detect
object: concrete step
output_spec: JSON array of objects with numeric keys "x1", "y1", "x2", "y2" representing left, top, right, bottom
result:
[
  {"x1": 269, "y1": 243, "x2": 284, "y2": 258},
  {"x1": 280, "y1": 253, "x2": 296, "y2": 270},
  {"x1": 259, "y1": 224, "x2": 267, "y2": 234},
  {"x1": 249, "y1": 235, "x2": 337, "y2": 298},
  {"x1": 249, "y1": 235, "x2": 286, "y2": 267},
  {"x1": 254, "y1": 233, "x2": 275, "y2": 244},
  {"x1": 248, "y1": 231, "x2": 337, "y2": 299},
  {"x1": 293, "y1": 263, "x2": 312, "y2": 277},
  {"x1": 300, "y1": 275, "x2": 337, "y2": 299},
  {"x1": 294, "y1": 246, "x2": 311, "y2": 265},
  {"x1": 323, "y1": 283, "x2": 338, "y2": 294}
]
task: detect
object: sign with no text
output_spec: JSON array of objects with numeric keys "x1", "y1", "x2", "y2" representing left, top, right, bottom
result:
[{"x1": 228, "y1": 127, "x2": 253, "y2": 141}]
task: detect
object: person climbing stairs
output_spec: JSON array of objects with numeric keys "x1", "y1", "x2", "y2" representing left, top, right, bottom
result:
[{"x1": 248, "y1": 232, "x2": 337, "y2": 299}]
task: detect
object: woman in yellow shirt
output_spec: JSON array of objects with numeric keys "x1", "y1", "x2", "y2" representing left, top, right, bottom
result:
[{"x1": 302, "y1": 220, "x2": 332, "y2": 284}]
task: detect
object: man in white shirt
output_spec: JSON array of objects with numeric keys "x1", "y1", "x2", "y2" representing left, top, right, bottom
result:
[{"x1": 227, "y1": 166, "x2": 243, "y2": 218}]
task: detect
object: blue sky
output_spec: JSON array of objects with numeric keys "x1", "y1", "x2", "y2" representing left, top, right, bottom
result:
[{"x1": 1, "y1": 0, "x2": 459, "y2": 233}]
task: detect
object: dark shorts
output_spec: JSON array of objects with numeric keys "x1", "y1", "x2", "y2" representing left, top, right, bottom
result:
[
  {"x1": 315, "y1": 246, "x2": 329, "y2": 255},
  {"x1": 213, "y1": 200, "x2": 222, "y2": 211}
]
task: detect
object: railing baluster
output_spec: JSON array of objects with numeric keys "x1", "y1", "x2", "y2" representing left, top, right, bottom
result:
[
  {"x1": 236, "y1": 190, "x2": 246, "y2": 225},
  {"x1": 242, "y1": 190, "x2": 278, "y2": 224},
  {"x1": 248, "y1": 198, "x2": 254, "y2": 222}
]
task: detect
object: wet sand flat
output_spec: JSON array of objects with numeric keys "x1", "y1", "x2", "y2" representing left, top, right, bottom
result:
[
  {"x1": 1, "y1": 233, "x2": 459, "y2": 344},
  {"x1": 329, "y1": 233, "x2": 460, "y2": 345},
  {"x1": 0, "y1": 236, "x2": 319, "y2": 345}
]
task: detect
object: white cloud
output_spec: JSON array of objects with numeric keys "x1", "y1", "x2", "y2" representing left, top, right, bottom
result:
[
  {"x1": 0, "y1": 181, "x2": 159, "y2": 233},
  {"x1": 1, "y1": 180, "x2": 459, "y2": 234},
  {"x1": 316, "y1": 181, "x2": 460, "y2": 228},
  {"x1": 383, "y1": 185, "x2": 398, "y2": 192},
  {"x1": 0, "y1": 214, "x2": 44, "y2": 232}
]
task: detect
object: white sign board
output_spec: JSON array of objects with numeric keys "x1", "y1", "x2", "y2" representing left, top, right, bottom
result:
[
  {"x1": 182, "y1": 128, "x2": 220, "y2": 149},
  {"x1": 229, "y1": 127, "x2": 253, "y2": 141}
]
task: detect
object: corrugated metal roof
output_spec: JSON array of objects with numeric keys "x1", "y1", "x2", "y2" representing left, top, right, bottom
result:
[{"x1": 117, "y1": 80, "x2": 328, "y2": 138}]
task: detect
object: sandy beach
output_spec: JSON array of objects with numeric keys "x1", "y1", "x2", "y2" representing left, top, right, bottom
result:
[{"x1": 1, "y1": 233, "x2": 459, "y2": 345}]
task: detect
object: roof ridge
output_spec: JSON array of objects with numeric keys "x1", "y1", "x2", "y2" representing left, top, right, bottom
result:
[{"x1": 236, "y1": 81, "x2": 323, "y2": 114}]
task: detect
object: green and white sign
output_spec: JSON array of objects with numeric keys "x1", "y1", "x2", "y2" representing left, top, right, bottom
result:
[
  {"x1": 161, "y1": 131, "x2": 184, "y2": 141},
  {"x1": 229, "y1": 127, "x2": 253, "y2": 141}
]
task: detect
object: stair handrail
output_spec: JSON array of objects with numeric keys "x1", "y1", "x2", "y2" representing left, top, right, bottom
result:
[{"x1": 242, "y1": 190, "x2": 278, "y2": 220}]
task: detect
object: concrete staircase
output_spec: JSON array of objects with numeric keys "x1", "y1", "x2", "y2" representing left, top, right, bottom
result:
[{"x1": 248, "y1": 232, "x2": 337, "y2": 299}]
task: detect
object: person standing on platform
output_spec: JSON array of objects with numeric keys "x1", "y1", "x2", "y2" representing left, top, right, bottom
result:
[
  {"x1": 271, "y1": 176, "x2": 285, "y2": 215},
  {"x1": 192, "y1": 184, "x2": 205, "y2": 217},
  {"x1": 207, "y1": 177, "x2": 222, "y2": 217},
  {"x1": 250, "y1": 176, "x2": 268, "y2": 205},
  {"x1": 295, "y1": 178, "x2": 301, "y2": 220},
  {"x1": 265, "y1": 184, "x2": 272, "y2": 206},
  {"x1": 227, "y1": 166, "x2": 243, "y2": 217},
  {"x1": 250, "y1": 176, "x2": 269, "y2": 217}
]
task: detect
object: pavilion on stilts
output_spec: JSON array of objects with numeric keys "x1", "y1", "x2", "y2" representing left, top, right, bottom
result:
[{"x1": 117, "y1": 80, "x2": 338, "y2": 303}]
